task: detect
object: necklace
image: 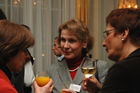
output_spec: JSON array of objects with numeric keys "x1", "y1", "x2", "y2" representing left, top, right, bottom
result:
[
  {"x1": 69, "y1": 66, "x2": 80, "y2": 72},
  {"x1": 68, "y1": 58, "x2": 85, "y2": 72}
]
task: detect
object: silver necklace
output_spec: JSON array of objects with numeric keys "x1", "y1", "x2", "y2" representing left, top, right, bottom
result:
[
  {"x1": 69, "y1": 66, "x2": 80, "y2": 72},
  {"x1": 68, "y1": 57, "x2": 85, "y2": 72}
]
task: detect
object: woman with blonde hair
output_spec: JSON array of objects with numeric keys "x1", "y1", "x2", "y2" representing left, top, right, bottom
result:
[{"x1": 48, "y1": 19, "x2": 112, "y2": 93}]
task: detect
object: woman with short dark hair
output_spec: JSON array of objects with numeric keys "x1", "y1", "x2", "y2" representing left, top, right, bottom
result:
[{"x1": 82, "y1": 8, "x2": 140, "y2": 93}]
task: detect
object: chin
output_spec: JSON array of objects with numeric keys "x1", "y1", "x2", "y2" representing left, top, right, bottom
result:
[
  {"x1": 65, "y1": 57, "x2": 71, "y2": 60},
  {"x1": 64, "y1": 55, "x2": 73, "y2": 60}
]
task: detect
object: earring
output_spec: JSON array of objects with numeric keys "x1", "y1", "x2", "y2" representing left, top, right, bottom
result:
[
  {"x1": 83, "y1": 46, "x2": 86, "y2": 48},
  {"x1": 121, "y1": 38, "x2": 124, "y2": 41}
]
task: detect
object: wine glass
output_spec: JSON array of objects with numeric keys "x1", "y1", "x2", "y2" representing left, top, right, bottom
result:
[
  {"x1": 81, "y1": 61, "x2": 96, "y2": 78},
  {"x1": 35, "y1": 71, "x2": 50, "y2": 87}
]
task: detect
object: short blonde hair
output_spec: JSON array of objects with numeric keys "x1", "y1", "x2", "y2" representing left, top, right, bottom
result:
[{"x1": 58, "y1": 19, "x2": 93, "y2": 56}]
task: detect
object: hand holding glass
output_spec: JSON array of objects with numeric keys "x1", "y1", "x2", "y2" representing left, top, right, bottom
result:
[
  {"x1": 35, "y1": 71, "x2": 50, "y2": 87},
  {"x1": 81, "y1": 61, "x2": 96, "y2": 78}
]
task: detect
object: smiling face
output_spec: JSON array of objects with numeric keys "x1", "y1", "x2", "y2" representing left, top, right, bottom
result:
[
  {"x1": 102, "y1": 24, "x2": 123, "y2": 62},
  {"x1": 60, "y1": 29, "x2": 87, "y2": 60}
]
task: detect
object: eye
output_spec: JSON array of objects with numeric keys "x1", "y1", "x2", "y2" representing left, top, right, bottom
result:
[
  {"x1": 61, "y1": 38, "x2": 66, "y2": 43},
  {"x1": 106, "y1": 31, "x2": 110, "y2": 36},
  {"x1": 69, "y1": 39, "x2": 76, "y2": 43},
  {"x1": 53, "y1": 44, "x2": 56, "y2": 46}
]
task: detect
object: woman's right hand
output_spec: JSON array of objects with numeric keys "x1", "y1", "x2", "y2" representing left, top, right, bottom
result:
[
  {"x1": 82, "y1": 76, "x2": 102, "y2": 93},
  {"x1": 33, "y1": 79, "x2": 54, "y2": 93}
]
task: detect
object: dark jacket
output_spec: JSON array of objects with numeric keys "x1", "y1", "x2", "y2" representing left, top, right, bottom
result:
[{"x1": 102, "y1": 48, "x2": 140, "y2": 93}]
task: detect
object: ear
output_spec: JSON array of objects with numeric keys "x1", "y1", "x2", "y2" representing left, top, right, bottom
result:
[
  {"x1": 82, "y1": 40, "x2": 88, "y2": 48},
  {"x1": 121, "y1": 29, "x2": 129, "y2": 40}
]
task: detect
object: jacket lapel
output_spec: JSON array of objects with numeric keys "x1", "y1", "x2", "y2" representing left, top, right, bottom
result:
[
  {"x1": 73, "y1": 66, "x2": 84, "y2": 84},
  {"x1": 57, "y1": 60, "x2": 72, "y2": 87},
  {"x1": 73, "y1": 58, "x2": 92, "y2": 84}
]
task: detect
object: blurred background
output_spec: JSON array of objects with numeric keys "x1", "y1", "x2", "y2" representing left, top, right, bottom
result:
[{"x1": 0, "y1": 0, "x2": 139, "y2": 73}]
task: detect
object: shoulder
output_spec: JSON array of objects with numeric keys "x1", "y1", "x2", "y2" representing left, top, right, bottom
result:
[
  {"x1": 96, "y1": 60, "x2": 114, "y2": 69},
  {"x1": 109, "y1": 56, "x2": 140, "y2": 77},
  {"x1": 0, "y1": 78, "x2": 18, "y2": 93},
  {"x1": 47, "y1": 61, "x2": 65, "y2": 74},
  {"x1": 106, "y1": 62, "x2": 130, "y2": 81},
  {"x1": 47, "y1": 63, "x2": 58, "y2": 71},
  {"x1": 102, "y1": 62, "x2": 132, "y2": 92}
]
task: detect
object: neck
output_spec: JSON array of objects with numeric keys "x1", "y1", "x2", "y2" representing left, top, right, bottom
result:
[
  {"x1": 66, "y1": 54, "x2": 84, "y2": 69},
  {"x1": 118, "y1": 41, "x2": 139, "y2": 62}
]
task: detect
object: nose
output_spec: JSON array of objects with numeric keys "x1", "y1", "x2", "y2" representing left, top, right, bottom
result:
[
  {"x1": 64, "y1": 41, "x2": 70, "y2": 48},
  {"x1": 52, "y1": 46, "x2": 55, "y2": 50}
]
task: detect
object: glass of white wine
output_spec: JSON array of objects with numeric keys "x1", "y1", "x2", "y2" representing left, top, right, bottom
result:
[{"x1": 81, "y1": 61, "x2": 96, "y2": 78}]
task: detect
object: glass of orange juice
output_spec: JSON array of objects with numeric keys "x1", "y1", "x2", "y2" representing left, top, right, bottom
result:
[{"x1": 35, "y1": 71, "x2": 50, "y2": 87}]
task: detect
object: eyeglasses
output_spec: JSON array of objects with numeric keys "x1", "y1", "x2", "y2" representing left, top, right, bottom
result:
[{"x1": 103, "y1": 29, "x2": 115, "y2": 38}]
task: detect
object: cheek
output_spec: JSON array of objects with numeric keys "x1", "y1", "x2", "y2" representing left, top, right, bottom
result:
[
  {"x1": 73, "y1": 45, "x2": 83, "y2": 54},
  {"x1": 105, "y1": 36, "x2": 113, "y2": 47},
  {"x1": 60, "y1": 42, "x2": 65, "y2": 50},
  {"x1": 60, "y1": 42, "x2": 64, "y2": 47}
]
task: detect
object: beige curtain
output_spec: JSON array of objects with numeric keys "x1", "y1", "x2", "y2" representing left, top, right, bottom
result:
[{"x1": 76, "y1": 0, "x2": 89, "y2": 25}]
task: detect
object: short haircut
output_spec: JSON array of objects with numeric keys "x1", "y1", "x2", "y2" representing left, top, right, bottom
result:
[{"x1": 106, "y1": 8, "x2": 140, "y2": 46}]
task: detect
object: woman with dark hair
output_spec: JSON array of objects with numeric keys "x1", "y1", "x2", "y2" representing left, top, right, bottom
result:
[
  {"x1": 48, "y1": 19, "x2": 112, "y2": 93},
  {"x1": 52, "y1": 36, "x2": 62, "y2": 57},
  {"x1": 82, "y1": 8, "x2": 140, "y2": 93},
  {"x1": 0, "y1": 8, "x2": 34, "y2": 93},
  {"x1": 0, "y1": 20, "x2": 53, "y2": 93}
]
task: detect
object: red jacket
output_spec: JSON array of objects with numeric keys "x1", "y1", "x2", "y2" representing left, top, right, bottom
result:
[{"x1": 0, "y1": 69, "x2": 18, "y2": 93}]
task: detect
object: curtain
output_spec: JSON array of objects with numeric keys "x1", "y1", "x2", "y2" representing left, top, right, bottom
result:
[
  {"x1": 76, "y1": 0, "x2": 89, "y2": 25},
  {"x1": 0, "y1": 0, "x2": 75, "y2": 74}
]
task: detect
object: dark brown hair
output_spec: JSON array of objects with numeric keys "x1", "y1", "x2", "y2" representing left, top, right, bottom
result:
[
  {"x1": 58, "y1": 19, "x2": 93, "y2": 56},
  {"x1": 106, "y1": 8, "x2": 140, "y2": 46},
  {"x1": 0, "y1": 20, "x2": 35, "y2": 66}
]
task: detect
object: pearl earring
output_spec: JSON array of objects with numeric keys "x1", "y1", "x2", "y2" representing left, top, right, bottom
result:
[{"x1": 121, "y1": 38, "x2": 124, "y2": 41}]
